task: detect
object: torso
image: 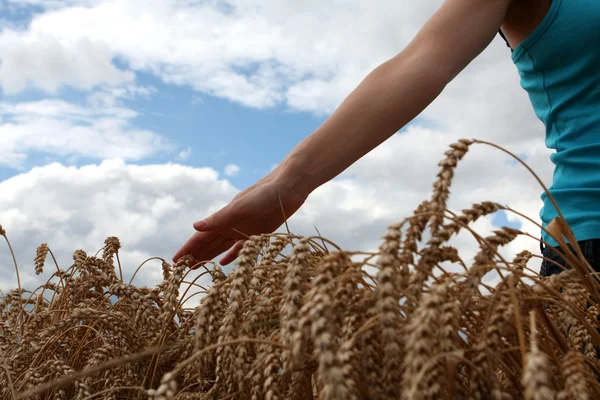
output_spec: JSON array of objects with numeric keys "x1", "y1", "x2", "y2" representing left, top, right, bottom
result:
[
  {"x1": 501, "y1": 0, "x2": 600, "y2": 246},
  {"x1": 501, "y1": 0, "x2": 553, "y2": 49}
]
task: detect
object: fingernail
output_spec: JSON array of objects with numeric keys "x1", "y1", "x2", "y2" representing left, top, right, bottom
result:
[{"x1": 193, "y1": 220, "x2": 207, "y2": 230}]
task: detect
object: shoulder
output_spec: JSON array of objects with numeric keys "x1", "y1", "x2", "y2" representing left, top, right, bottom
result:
[{"x1": 408, "y1": 0, "x2": 512, "y2": 83}]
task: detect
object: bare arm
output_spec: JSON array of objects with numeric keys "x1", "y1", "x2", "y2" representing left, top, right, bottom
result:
[
  {"x1": 279, "y1": 0, "x2": 513, "y2": 194},
  {"x1": 175, "y1": 0, "x2": 513, "y2": 265}
]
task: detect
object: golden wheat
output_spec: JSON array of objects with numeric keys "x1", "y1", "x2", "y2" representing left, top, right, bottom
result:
[{"x1": 2, "y1": 139, "x2": 600, "y2": 399}]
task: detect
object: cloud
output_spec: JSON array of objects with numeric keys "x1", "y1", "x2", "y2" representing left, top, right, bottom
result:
[
  {"x1": 297, "y1": 125, "x2": 552, "y2": 251},
  {"x1": 224, "y1": 163, "x2": 240, "y2": 177},
  {"x1": 0, "y1": 0, "x2": 550, "y2": 177},
  {"x1": 0, "y1": 159, "x2": 238, "y2": 292},
  {"x1": 0, "y1": 0, "x2": 552, "y2": 171},
  {"x1": 86, "y1": 84, "x2": 156, "y2": 108},
  {"x1": 0, "y1": 32, "x2": 133, "y2": 94},
  {"x1": 0, "y1": 125, "x2": 551, "y2": 293},
  {"x1": 176, "y1": 146, "x2": 193, "y2": 161},
  {"x1": 5, "y1": 0, "x2": 89, "y2": 6},
  {"x1": 0, "y1": 99, "x2": 172, "y2": 168},
  {"x1": 0, "y1": 0, "x2": 517, "y2": 116}
]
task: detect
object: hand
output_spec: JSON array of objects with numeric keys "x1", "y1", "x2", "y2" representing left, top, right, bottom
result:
[{"x1": 173, "y1": 169, "x2": 309, "y2": 266}]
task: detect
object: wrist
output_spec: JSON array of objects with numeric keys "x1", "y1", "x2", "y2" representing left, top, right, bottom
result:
[{"x1": 273, "y1": 153, "x2": 319, "y2": 198}]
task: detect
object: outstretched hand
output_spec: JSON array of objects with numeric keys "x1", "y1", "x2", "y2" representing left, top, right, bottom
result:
[{"x1": 173, "y1": 170, "x2": 308, "y2": 266}]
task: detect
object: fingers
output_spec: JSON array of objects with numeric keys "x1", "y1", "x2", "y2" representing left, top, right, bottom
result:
[
  {"x1": 189, "y1": 235, "x2": 229, "y2": 262},
  {"x1": 172, "y1": 230, "x2": 219, "y2": 262},
  {"x1": 219, "y1": 240, "x2": 245, "y2": 266},
  {"x1": 193, "y1": 220, "x2": 209, "y2": 231},
  {"x1": 176, "y1": 201, "x2": 245, "y2": 264},
  {"x1": 194, "y1": 205, "x2": 235, "y2": 232}
]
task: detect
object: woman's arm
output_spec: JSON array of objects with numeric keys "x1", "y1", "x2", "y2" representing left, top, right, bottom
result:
[
  {"x1": 279, "y1": 0, "x2": 513, "y2": 194},
  {"x1": 174, "y1": 0, "x2": 513, "y2": 265}
]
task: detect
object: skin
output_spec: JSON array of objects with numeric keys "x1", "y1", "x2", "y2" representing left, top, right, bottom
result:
[
  {"x1": 174, "y1": 0, "x2": 553, "y2": 266},
  {"x1": 502, "y1": 0, "x2": 553, "y2": 48}
]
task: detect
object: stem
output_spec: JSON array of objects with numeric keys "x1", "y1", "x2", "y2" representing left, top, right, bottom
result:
[
  {"x1": 128, "y1": 257, "x2": 165, "y2": 286},
  {"x1": 2, "y1": 235, "x2": 21, "y2": 294},
  {"x1": 2, "y1": 233, "x2": 24, "y2": 336},
  {"x1": 116, "y1": 253, "x2": 124, "y2": 282}
]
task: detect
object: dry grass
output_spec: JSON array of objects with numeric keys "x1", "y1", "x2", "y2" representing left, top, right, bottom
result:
[{"x1": 2, "y1": 139, "x2": 600, "y2": 400}]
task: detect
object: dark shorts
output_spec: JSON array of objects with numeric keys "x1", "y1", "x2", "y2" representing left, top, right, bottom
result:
[
  {"x1": 541, "y1": 239, "x2": 600, "y2": 365},
  {"x1": 540, "y1": 238, "x2": 600, "y2": 277}
]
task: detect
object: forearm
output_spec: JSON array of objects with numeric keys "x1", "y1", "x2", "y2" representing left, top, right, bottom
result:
[{"x1": 277, "y1": 50, "x2": 449, "y2": 194}]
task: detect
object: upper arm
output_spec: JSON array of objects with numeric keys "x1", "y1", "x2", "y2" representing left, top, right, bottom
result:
[{"x1": 400, "y1": 0, "x2": 513, "y2": 84}]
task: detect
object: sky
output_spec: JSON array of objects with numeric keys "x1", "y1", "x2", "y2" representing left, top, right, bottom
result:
[{"x1": 0, "y1": 0, "x2": 555, "y2": 293}]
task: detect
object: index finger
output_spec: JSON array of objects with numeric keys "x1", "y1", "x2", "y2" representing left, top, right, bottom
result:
[{"x1": 173, "y1": 230, "x2": 217, "y2": 262}]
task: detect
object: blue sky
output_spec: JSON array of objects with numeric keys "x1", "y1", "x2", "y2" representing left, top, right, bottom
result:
[
  {"x1": 0, "y1": 2, "x2": 330, "y2": 189},
  {"x1": 0, "y1": 69, "x2": 328, "y2": 188},
  {"x1": 0, "y1": 1, "x2": 441, "y2": 190}
]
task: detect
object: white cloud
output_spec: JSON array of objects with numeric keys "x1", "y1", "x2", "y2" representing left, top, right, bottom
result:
[
  {"x1": 224, "y1": 163, "x2": 240, "y2": 177},
  {"x1": 0, "y1": 32, "x2": 133, "y2": 94},
  {"x1": 86, "y1": 84, "x2": 156, "y2": 108},
  {"x1": 0, "y1": 125, "x2": 551, "y2": 293},
  {"x1": 0, "y1": 0, "x2": 550, "y2": 164},
  {"x1": 0, "y1": 0, "x2": 507, "y2": 114},
  {"x1": 0, "y1": 0, "x2": 548, "y2": 171},
  {"x1": 0, "y1": 99, "x2": 172, "y2": 168},
  {"x1": 296, "y1": 125, "x2": 551, "y2": 251},
  {"x1": 176, "y1": 146, "x2": 192, "y2": 161},
  {"x1": 6, "y1": 0, "x2": 83, "y2": 6},
  {"x1": 0, "y1": 160, "x2": 238, "y2": 292}
]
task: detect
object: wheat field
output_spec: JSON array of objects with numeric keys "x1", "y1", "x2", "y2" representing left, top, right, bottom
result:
[{"x1": 1, "y1": 139, "x2": 599, "y2": 400}]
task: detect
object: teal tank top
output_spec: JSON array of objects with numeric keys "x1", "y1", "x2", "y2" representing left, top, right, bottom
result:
[{"x1": 511, "y1": 0, "x2": 600, "y2": 246}]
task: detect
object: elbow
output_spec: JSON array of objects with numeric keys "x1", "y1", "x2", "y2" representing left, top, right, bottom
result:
[
  {"x1": 404, "y1": 46, "x2": 455, "y2": 87},
  {"x1": 375, "y1": 47, "x2": 451, "y2": 94}
]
